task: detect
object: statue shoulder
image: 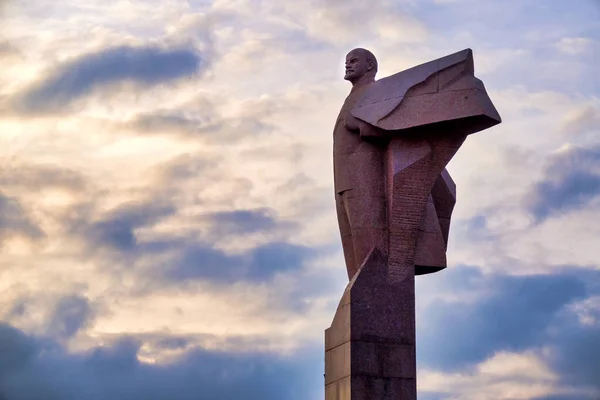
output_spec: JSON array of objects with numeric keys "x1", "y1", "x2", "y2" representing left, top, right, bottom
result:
[{"x1": 351, "y1": 49, "x2": 474, "y2": 127}]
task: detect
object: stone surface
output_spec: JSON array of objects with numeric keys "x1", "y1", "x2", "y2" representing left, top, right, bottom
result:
[
  {"x1": 334, "y1": 47, "x2": 501, "y2": 280},
  {"x1": 325, "y1": 249, "x2": 416, "y2": 400},
  {"x1": 334, "y1": 49, "x2": 386, "y2": 281},
  {"x1": 327, "y1": 48, "x2": 501, "y2": 399}
]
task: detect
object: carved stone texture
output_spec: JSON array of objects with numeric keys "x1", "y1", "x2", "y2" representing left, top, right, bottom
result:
[
  {"x1": 334, "y1": 49, "x2": 386, "y2": 281},
  {"x1": 352, "y1": 48, "x2": 501, "y2": 135},
  {"x1": 325, "y1": 249, "x2": 416, "y2": 400},
  {"x1": 334, "y1": 48, "x2": 501, "y2": 279},
  {"x1": 386, "y1": 133, "x2": 466, "y2": 282}
]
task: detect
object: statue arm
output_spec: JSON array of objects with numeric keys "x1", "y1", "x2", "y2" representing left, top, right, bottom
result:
[{"x1": 346, "y1": 113, "x2": 391, "y2": 144}]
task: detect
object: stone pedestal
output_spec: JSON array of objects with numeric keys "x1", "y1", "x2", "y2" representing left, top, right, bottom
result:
[{"x1": 325, "y1": 249, "x2": 416, "y2": 400}]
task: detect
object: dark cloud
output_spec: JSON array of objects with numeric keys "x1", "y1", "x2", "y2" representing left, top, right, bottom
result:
[
  {"x1": 0, "y1": 323, "x2": 321, "y2": 400},
  {"x1": 148, "y1": 152, "x2": 251, "y2": 215},
  {"x1": 0, "y1": 192, "x2": 44, "y2": 242},
  {"x1": 127, "y1": 96, "x2": 220, "y2": 138},
  {"x1": 48, "y1": 296, "x2": 95, "y2": 339},
  {"x1": 205, "y1": 208, "x2": 297, "y2": 237},
  {"x1": 127, "y1": 111, "x2": 274, "y2": 142},
  {"x1": 0, "y1": 41, "x2": 20, "y2": 61},
  {"x1": 163, "y1": 242, "x2": 242, "y2": 281},
  {"x1": 98, "y1": 331, "x2": 285, "y2": 355},
  {"x1": 155, "y1": 336, "x2": 189, "y2": 351},
  {"x1": 0, "y1": 324, "x2": 39, "y2": 375},
  {"x1": 163, "y1": 241, "x2": 315, "y2": 283},
  {"x1": 208, "y1": 208, "x2": 278, "y2": 233},
  {"x1": 545, "y1": 310, "x2": 600, "y2": 392},
  {"x1": 526, "y1": 145, "x2": 600, "y2": 221},
  {"x1": 531, "y1": 394, "x2": 597, "y2": 400},
  {"x1": 12, "y1": 45, "x2": 204, "y2": 114},
  {"x1": 418, "y1": 267, "x2": 587, "y2": 370},
  {"x1": 59, "y1": 188, "x2": 319, "y2": 285},
  {"x1": 248, "y1": 242, "x2": 309, "y2": 278},
  {"x1": 452, "y1": 214, "x2": 496, "y2": 244},
  {"x1": 58, "y1": 173, "x2": 312, "y2": 283},
  {"x1": 416, "y1": 265, "x2": 600, "y2": 393},
  {"x1": 72, "y1": 201, "x2": 176, "y2": 252},
  {"x1": 157, "y1": 152, "x2": 221, "y2": 182},
  {"x1": 0, "y1": 163, "x2": 86, "y2": 192},
  {"x1": 86, "y1": 336, "x2": 142, "y2": 373},
  {"x1": 123, "y1": 89, "x2": 298, "y2": 141},
  {"x1": 7, "y1": 300, "x2": 27, "y2": 318}
]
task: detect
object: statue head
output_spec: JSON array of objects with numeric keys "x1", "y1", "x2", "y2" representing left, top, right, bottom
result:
[{"x1": 344, "y1": 48, "x2": 378, "y2": 85}]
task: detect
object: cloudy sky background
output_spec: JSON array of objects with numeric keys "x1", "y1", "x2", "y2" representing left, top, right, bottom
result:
[{"x1": 0, "y1": 0, "x2": 599, "y2": 399}]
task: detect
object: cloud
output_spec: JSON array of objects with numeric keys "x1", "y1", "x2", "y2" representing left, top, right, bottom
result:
[
  {"x1": 453, "y1": 214, "x2": 495, "y2": 243},
  {"x1": 545, "y1": 299, "x2": 600, "y2": 391},
  {"x1": 0, "y1": 192, "x2": 44, "y2": 242},
  {"x1": 163, "y1": 241, "x2": 316, "y2": 284},
  {"x1": 0, "y1": 0, "x2": 6, "y2": 20},
  {"x1": 156, "y1": 152, "x2": 222, "y2": 183},
  {"x1": 48, "y1": 296, "x2": 95, "y2": 339},
  {"x1": 532, "y1": 395, "x2": 591, "y2": 400},
  {"x1": 0, "y1": 41, "x2": 21, "y2": 62},
  {"x1": 418, "y1": 350, "x2": 562, "y2": 400},
  {"x1": 418, "y1": 266, "x2": 588, "y2": 371},
  {"x1": 59, "y1": 186, "x2": 316, "y2": 284},
  {"x1": 121, "y1": 90, "x2": 290, "y2": 143},
  {"x1": 560, "y1": 105, "x2": 600, "y2": 137},
  {"x1": 211, "y1": 0, "x2": 427, "y2": 52},
  {"x1": 125, "y1": 111, "x2": 271, "y2": 142},
  {"x1": 122, "y1": 94, "x2": 220, "y2": 138},
  {"x1": 416, "y1": 265, "x2": 600, "y2": 396},
  {"x1": 128, "y1": 112, "x2": 214, "y2": 137},
  {"x1": 0, "y1": 324, "x2": 38, "y2": 376},
  {"x1": 525, "y1": 145, "x2": 600, "y2": 222},
  {"x1": 71, "y1": 201, "x2": 175, "y2": 253},
  {"x1": 0, "y1": 323, "x2": 321, "y2": 400},
  {"x1": 205, "y1": 208, "x2": 297, "y2": 236},
  {"x1": 274, "y1": 0, "x2": 428, "y2": 46},
  {"x1": 555, "y1": 37, "x2": 593, "y2": 54},
  {"x1": 12, "y1": 45, "x2": 205, "y2": 114},
  {"x1": 0, "y1": 163, "x2": 86, "y2": 192}
]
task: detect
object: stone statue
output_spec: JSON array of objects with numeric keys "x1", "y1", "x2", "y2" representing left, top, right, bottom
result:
[
  {"x1": 334, "y1": 47, "x2": 500, "y2": 281},
  {"x1": 326, "y1": 48, "x2": 501, "y2": 400},
  {"x1": 334, "y1": 48, "x2": 387, "y2": 281}
]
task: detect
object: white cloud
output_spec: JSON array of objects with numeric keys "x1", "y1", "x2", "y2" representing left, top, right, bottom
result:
[
  {"x1": 560, "y1": 103, "x2": 600, "y2": 138},
  {"x1": 555, "y1": 37, "x2": 594, "y2": 54},
  {"x1": 418, "y1": 350, "x2": 593, "y2": 400}
]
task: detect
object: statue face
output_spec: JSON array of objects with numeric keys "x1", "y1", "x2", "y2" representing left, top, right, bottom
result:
[{"x1": 344, "y1": 50, "x2": 372, "y2": 82}]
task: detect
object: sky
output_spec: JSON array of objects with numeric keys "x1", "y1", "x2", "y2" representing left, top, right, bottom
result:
[{"x1": 0, "y1": 0, "x2": 599, "y2": 399}]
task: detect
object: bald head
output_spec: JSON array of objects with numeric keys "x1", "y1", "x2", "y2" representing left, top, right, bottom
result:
[{"x1": 344, "y1": 48, "x2": 378, "y2": 86}]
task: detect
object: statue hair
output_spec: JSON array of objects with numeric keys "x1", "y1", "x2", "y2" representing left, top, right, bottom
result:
[{"x1": 353, "y1": 48, "x2": 378, "y2": 74}]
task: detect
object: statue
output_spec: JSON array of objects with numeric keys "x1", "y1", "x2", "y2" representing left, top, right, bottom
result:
[
  {"x1": 326, "y1": 48, "x2": 501, "y2": 400},
  {"x1": 334, "y1": 47, "x2": 501, "y2": 281},
  {"x1": 333, "y1": 48, "x2": 387, "y2": 281}
]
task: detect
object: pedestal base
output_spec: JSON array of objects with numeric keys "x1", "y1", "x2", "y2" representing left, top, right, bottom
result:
[{"x1": 325, "y1": 250, "x2": 416, "y2": 400}]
